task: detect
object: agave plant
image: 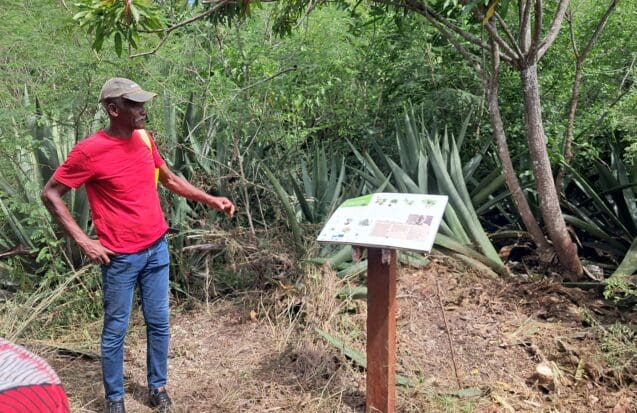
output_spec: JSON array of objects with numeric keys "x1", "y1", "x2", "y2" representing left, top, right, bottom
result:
[
  {"x1": 561, "y1": 145, "x2": 637, "y2": 293},
  {"x1": 290, "y1": 146, "x2": 346, "y2": 224},
  {"x1": 262, "y1": 145, "x2": 348, "y2": 254},
  {"x1": 349, "y1": 106, "x2": 507, "y2": 276},
  {"x1": 159, "y1": 94, "x2": 274, "y2": 292},
  {"x1": 262, "y1": 164, "x2": 305, "y2": 253},
  {"x1": 160, "y1": 93, "x2": 253, "y2": 220},
  {"x1": 0, "y1": 95, "x2": 97, "y2": 269},
  {"x1": 160, "y1": 94, "x2": 229, "y2": 234}
]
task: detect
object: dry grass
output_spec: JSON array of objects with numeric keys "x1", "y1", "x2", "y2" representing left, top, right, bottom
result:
[{"x1": 13, "y1": 258, "x2": 636, "y2": 412}]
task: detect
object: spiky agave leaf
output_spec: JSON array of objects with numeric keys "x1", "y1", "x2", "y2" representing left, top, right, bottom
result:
[
  {"x1": 289, "y1": 147, "x2": 346, "y2": 224},
  {"x1": 346, "y1": 105, "x2": 506, "y2": 276},
  {"x1": 262, "y1": 164, "x2": 304, "y2": 253}
]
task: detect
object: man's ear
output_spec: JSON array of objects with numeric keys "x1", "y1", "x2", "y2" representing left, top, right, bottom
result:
[{"x1": 106, "y1": 102, "x2": 119, "y2": 118}]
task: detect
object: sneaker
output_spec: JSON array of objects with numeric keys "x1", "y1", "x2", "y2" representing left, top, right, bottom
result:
[
  {"x1": 105, "y1": 399, "x2": 126, "y2": 413},
  {"x1": 149, "y1": 387, "x2": 172, "y2": 412}
]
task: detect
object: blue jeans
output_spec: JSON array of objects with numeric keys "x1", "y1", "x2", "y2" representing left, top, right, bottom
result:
[{"x1": 100, "y1": 236, "x2": 170, "y2": 401}]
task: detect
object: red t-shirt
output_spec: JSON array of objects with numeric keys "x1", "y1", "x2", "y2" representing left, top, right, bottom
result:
[{"x1": 53, "y1": 129, "x2": 169, "y2": 253}]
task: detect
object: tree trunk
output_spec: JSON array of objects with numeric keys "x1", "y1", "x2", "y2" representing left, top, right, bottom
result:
[
  {"x1": 520, "y1": 64, "x2": 584, "y2": 279},
  {"x1": 486, "y1": 72, "x2": 551, "y2": 252}
]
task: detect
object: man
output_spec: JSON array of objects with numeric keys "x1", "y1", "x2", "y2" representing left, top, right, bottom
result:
[{"x1": 41, "y1": 78, "x2": 235, "y2": 413}]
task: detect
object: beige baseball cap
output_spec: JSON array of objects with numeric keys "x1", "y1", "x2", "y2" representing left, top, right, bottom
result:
[{"x1": 99, "y1": 77, "x2": 157, "y2": 102}]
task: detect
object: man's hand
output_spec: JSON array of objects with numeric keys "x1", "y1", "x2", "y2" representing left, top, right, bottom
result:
[
  {"x1": 42, "y1": 178, "x2": 117, "y2": 265},
  {"x1": 79, "y1": 238, "x2": 116, "y2": 265},
  {"x1": 209, "y1": 196, "x2": 236, "y2": 218}
]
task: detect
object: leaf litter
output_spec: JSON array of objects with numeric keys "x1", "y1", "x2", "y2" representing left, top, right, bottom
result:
[{"x1": 44, "y1": 259, "x2": 636, "y2": 412}]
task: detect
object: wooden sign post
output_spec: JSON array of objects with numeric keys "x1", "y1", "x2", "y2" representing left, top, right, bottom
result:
[
  {"x1": 317, "y1": 193, "x2": 448, "y2": 413},
  {"x1": 366, "y1": 248, "x2": 397, "y2": 413}
]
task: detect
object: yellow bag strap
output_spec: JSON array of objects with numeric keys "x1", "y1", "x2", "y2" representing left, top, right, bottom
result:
[{"x1": 136, "y1": 129, "x2": 160, "y2": 186}]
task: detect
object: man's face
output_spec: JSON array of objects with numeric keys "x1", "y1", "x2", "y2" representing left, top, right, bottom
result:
[{"x1": 108, "y1": 98, "x2": 147, "y2": 130}]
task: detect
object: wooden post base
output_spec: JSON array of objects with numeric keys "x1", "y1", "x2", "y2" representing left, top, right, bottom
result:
[{"x1": 366, "y1": 247, "x2": 397, "y2": 413}]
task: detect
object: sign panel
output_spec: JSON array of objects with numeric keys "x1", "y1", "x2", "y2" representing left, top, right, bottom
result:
[{"x1": 317, "y1": 193, "x2": 448, "y2": 253}]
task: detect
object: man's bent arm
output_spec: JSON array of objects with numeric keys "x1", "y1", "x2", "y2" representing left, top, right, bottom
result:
[
  {"x1": 41, "y1": 178, "x2": 114, "y2": 264},
  {"x1": 158, "y1": 164, "x2": 235, "y2": 217}
]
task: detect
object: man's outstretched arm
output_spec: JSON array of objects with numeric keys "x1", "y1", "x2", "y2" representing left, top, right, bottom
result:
[
  {"x1": 41, "y1": 178, "x2": 115, "y2": 265},
  {"x1": 158, "y1": 164, "x2": 236, "y2": 217}
]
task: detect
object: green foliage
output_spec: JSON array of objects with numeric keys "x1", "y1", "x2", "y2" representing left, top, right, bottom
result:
[
  {"x1": 156, "y1": 94, "x2": 252, "y2": 291},
  {"x1": 261, "y1": 164, "x2": 305, "y2": 253},
  {"x1": 543, "y1": 1, "x2": 637, "y2": 163},
  {"x1": 562, "y1": 145, "x2": 637, "y2": 255},
  {"x1": 350, "y1": 106, "x2": 506, "y2": 276},
  {"x1": 605, "y1": 271, "x2": 637, "y2": 308},
  {"x1": 0, "y1": 1, "x2": 109, "y2": 126},
  {"x1": 291, "y1": 147, "x2": 346, "y2": 224},
  {"x1": 0, "y1": 95, "x2": 98, "y2": 276},
  {"x1": 73, "y1": 0, "x2": 166, "y2": 56},
  {"x1": 261, "y1": 144, "x2": 347, "y2": 256},
  {"x1": 561, "y1": 144, "x2": 637, "y2": 301},
  {"x1": 3, "y1": 0, "x2": 637, "y2": 297},
  {"x1": 204, "y1": 0, "x2": 260, "y2": 27}
]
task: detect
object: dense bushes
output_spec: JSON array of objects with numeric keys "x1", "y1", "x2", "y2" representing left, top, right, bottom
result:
[{"x1": 1, "y1": 2, "x2": 636, "y2": 301}]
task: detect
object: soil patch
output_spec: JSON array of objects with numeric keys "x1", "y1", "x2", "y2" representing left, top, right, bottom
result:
[{"x1": 45, "y1": 261, "x2": 636, "y2": 412}]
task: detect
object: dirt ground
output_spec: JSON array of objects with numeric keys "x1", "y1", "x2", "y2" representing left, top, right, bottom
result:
[{"x1": 45, "y1": 260, "x2": 636, "y2": 412}]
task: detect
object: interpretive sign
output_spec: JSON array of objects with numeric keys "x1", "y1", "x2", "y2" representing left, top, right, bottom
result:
[
  {"x1": 318, "y1": 193, "x2": 448, "y2": 413},
  {"x1": 317, "y1": 193, "x2": 448, "y2": 252}
]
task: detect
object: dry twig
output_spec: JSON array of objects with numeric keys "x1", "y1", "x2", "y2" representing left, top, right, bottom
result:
[{"x1": 434, "y1": 276, "x2": 462, "y2": 389}]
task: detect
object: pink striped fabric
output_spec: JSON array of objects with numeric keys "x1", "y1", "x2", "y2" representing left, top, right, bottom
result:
[{"x1": 0, "y1": 338, "x2": 70, "y2": 412}]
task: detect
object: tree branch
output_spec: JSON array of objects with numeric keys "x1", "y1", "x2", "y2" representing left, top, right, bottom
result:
[
  {"x1": 484, "y1": 23, "x2": 552, "y2": 251},
  {"x1": 557, "y1": 0, "x2": 617, "y2": 192},
  {"x1": 129, "y1": 35, "x2": 171, "y2": 58},
  {"x1": 489, "y1": 22, "x2": 501, "y2": 74},
  {"x1": 142, "y1": 0, "x2": 234, "y2": 34},
  {"x1": 483, "y1": 19, "x2": 521, "y2": 62},
  {"x1": 495, "y1": 12, "x2": 524, "y2": 58},
  {"x1": 567, "y1": 11, "x2": 578, "y2": 56},
  {"x1": 235, "y1": 66, "x2": 298, "y2": 92},
  {"x1": 131, "y1": 0, "x2": 233, "y2": 58},
  {"x1": 578, "y1": 0, "x2": 617, "y2": 63},
  {"x1": 575, "y1": 54, "x2": 634, "y2": 141},
  {"x1": 529, "y1": 0, "x2": 542, "y2": 59},
  {"x1": 537, "y1": 0, "x2": 571, "y2": 60},
  {"x1": 427, "y1": 22, "x2": 484, "y2": 73},
  {"x1": 403, "y1": 0, "x2": 514, "y2": 67},
  {"x1": 405, "y1": 1, "x2": 490, "y2": 51},
  {"x1": 519, "y1": 0, "x2": 532, "y2": 53},
  {"x1": 0, "y1": 245, "x2": 31, "y2": 260}
]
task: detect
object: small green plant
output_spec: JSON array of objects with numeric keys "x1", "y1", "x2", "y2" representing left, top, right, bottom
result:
[
  {"x1": 600, "y1": 323, "x2": 637, "y2": 384},
  {"x1": 604, "y1": 270, "x2": 637, "y2": 308}
]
